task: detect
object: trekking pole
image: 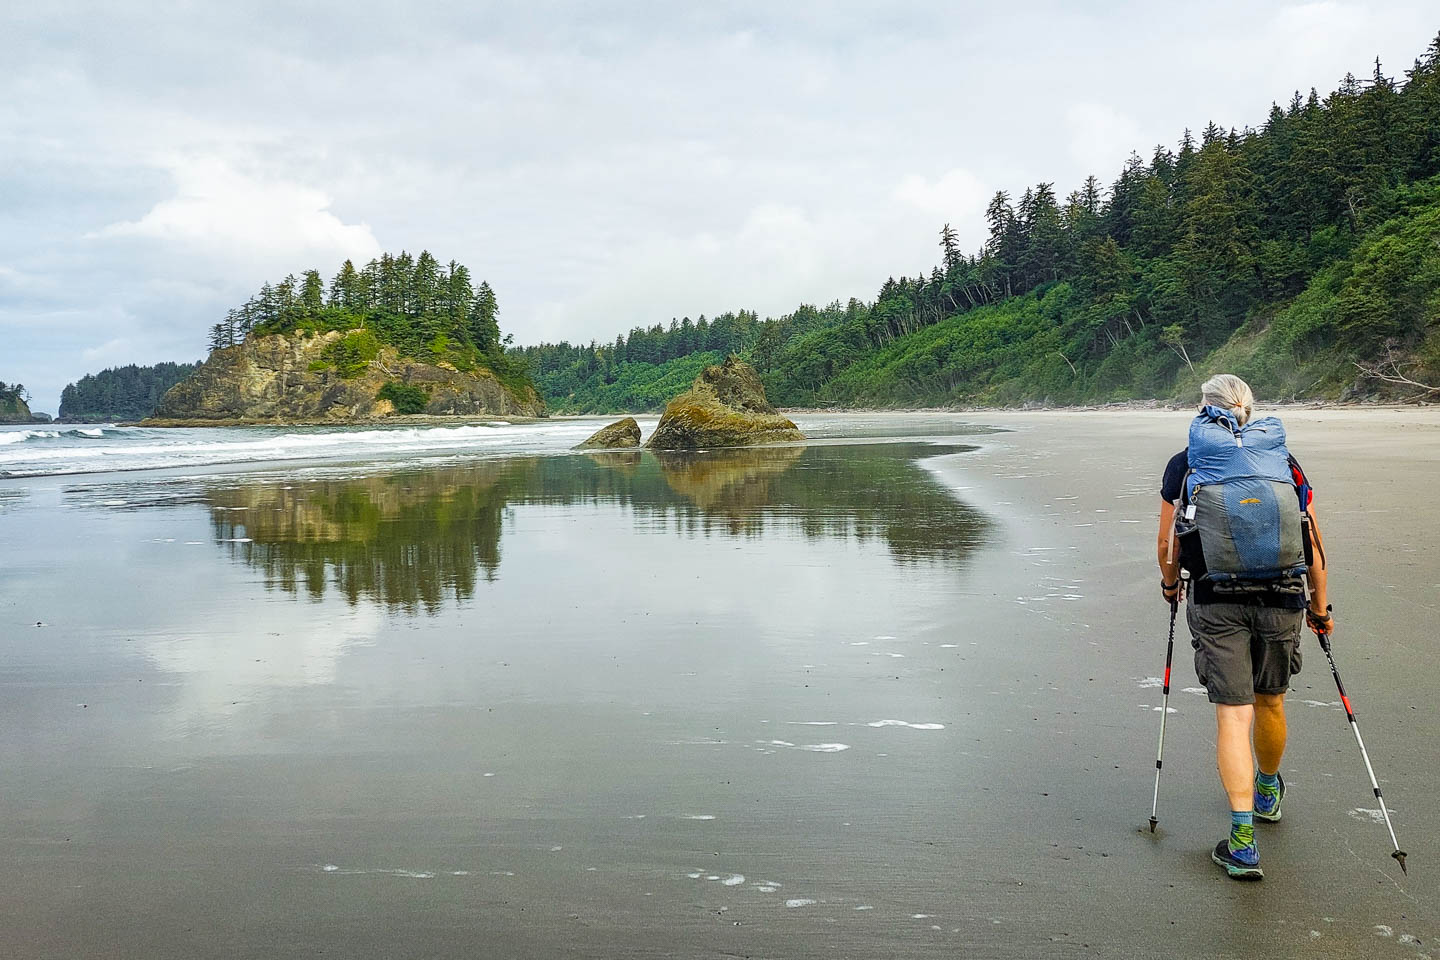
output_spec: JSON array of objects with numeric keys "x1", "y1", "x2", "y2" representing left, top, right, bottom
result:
[
  {"x1": 1149, "y1": 597, "x2": 1179, "y2": 833},
  {"x1": 1314, "y1": 620, "x2": 1408, "y2": 874}
]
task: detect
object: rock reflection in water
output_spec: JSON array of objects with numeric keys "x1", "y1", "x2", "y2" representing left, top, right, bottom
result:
[{"x1": 206, "y1": 442, "x2": 989, "y2": 613}]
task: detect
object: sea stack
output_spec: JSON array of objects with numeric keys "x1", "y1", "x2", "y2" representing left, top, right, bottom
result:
[
  {"x1": 574, "y1": 417, "x2": 642, "y2": 449},
  {"x1": 646, "y1": 355, "x2": 804, "y2": 449}
]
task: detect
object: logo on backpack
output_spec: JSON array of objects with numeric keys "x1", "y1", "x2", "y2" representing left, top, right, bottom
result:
[{"x1": 1176, "y1": 406, "x2": 1307, "y2": 595}]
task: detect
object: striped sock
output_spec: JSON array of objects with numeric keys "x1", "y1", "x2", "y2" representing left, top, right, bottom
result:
[
  {"x1": 1229, "y1": 810, "x2": 1257, "y2": 862},
  {"x1": 1257, "y1": 771, "x2": 1280, "y2": 789}
]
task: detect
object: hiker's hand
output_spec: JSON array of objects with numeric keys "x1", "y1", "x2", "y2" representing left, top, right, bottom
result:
[
  {"x1": 1307, "y1": 603, "x2": 1333, "y2": 636},
  {"x1": 1162, "y1": 579, "x2": 1183, "y2": 605}
]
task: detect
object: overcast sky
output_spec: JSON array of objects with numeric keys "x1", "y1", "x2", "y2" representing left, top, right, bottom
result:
[{"x1": 1, "y1": 1, "x2": 1434, "y2": 414}]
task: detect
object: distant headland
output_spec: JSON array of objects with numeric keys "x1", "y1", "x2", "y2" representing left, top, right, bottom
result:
[
  {"x1": 0, "y1": 382, "x2": 50, "y2": 424},
  {"x1": 147, "y1": 251, "x2": 544, "y2": 425}
]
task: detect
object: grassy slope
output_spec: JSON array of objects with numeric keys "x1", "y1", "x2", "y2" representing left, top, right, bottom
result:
[{"x1": 1195, "y1": 180, "x2": 1440, "y2": 400}]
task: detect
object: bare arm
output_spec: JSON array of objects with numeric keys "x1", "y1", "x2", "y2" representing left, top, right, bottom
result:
[
  {"x1": 1305, "y1": 504, "x2": 1331, "y2": 628},
  {"x1": 1157, "y1": 499, "x2": 1180, "y2": 603}
]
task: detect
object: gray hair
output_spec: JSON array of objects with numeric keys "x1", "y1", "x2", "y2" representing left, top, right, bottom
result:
[{"x1": 1200, "y1": 374, "x2": 1255, "y2": 426}]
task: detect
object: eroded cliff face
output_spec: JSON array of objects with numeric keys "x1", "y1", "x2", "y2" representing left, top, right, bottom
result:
[{"x1": 152, "y1": 332, "x2": 544, "y2": 423}]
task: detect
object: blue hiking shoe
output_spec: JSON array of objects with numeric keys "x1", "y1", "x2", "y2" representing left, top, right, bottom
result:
[
  {"x1": 1212, "y1": 840, "x2": 1263, "y2": 880},
  {"x1": 1254, "y1": 772, "x2": 1285, "y2": 823}
]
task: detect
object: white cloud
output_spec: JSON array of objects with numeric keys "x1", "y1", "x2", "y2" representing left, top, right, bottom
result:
[
  {"x1": 0, "y1": 264, "x2": 58, "y2": 298},
  {"x1": 528, "y1": 204, "x2": 840, "y2": 341},
  {"x1": 139, "y1": 602, "x2": 382, "y2": 729},
  {"x1": 92, "y1": 155, "x2": 381, "y2": 272},
  {"x1": 893, "y1": 169, "x2": 990, "y2": 225},
  {"x1": 1272, "y1": 3, "x2": 1369, "y2": 58},
  {"x1": 80, "y1": 336, "x2": 134, "y2": 369},
  {"x1": 1065, "y1": 103, "x2": 1146, "y2": 178}
]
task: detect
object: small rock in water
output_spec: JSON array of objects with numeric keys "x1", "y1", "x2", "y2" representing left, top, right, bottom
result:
[{"x1": 574, "y1": 417, "x2": 642, "y2": 449}]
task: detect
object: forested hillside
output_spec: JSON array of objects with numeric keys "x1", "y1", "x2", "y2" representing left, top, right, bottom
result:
[
  {"x1": 59, "y1": 362, "x2": 199, "y2": 421},
  {"x1": 518, "y1": 35, "x2": 1440, "y2": 411}
]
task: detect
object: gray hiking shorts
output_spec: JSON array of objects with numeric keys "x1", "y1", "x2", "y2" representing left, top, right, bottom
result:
[{"x1": 1186, "y1": 603, "x2": 1303, "y2": 705}]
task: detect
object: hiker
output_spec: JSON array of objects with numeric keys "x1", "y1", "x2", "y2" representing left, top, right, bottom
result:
[{"x1": 1155, "y1": 374, "x2": 1330, "y2": 880}]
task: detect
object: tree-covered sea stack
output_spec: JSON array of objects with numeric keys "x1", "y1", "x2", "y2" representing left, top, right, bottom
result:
[
  {"x1": 0, "y1": 381, "x2": 38, "y2": 423},
  {"x1": 153, "y1": 251, "x2": 543, "y2": 423}
]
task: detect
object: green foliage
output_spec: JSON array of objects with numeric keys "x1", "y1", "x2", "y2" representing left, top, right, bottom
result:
[
  {"x1": 203, "y1": 250, "x2": 534, "y2": 399},
  {"x1": 58, "y1": 363, "x2": 199, "y2": 420},
  {"x1": 321, "y1": 329, "x2": 382, "y2": 378},
  {"x1": 1205, "y1": 175, "x2": 1440, "y2": 397},
  {"x1": 516, "y1": 305, "x2": 854, "y2": 413},
  {"x1": 377, "y1": 380, "x2": 429, "y2": 414},
  {"x1": 0, "y1": 380, "x2": 31, "y2": 417}
]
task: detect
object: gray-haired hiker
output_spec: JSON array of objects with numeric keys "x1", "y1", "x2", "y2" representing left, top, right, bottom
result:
[{"x1": 1155, "y1": 374, "x2": 1331, "y2": 880}]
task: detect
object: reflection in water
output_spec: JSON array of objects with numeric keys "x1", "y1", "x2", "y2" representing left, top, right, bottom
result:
[
  {"x1": 207, "y1": 465, "x2": 523, "y2": 613},
  {"x1": 653, "y1": 446, "x2": 805, "y2": 516},
  {"x1": 204, "y1": 443, "x2": 990, "y2": 613},
  {"x1": 0, "y1": 486, "x2": 29, "y2": 514}
]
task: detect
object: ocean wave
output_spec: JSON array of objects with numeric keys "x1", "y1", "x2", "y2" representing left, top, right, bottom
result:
[
  {"x1": 0, "y1": 419, "x2": 610, "y2": 477},
  {"x1": 0, "y1": 426, "x2": 128, "y2": 444},
  {"x1": 0, "y1": 430, "x2": 63, "y2": 444}
]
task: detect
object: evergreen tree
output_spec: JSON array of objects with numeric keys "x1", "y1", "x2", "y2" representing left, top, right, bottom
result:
[
  {"x1": 470, "y1": 281, "x2": 500, "y2": 350},
  {"x1": 301, "y1": 270, "x2": 325, "y2": 312}
]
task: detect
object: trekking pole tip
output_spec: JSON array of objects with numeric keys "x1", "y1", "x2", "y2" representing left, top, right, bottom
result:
[
  {"x1": 1392, "y1": 850, "x2": 1408, "y2": 874},
  {"x1": 1148, "y1": 817, "x2": 1157, "y2": 833}
]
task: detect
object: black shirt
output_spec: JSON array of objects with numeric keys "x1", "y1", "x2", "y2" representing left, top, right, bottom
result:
[{"x1": 1161, "y1": 449, "x2": 1307, "y2": 609}]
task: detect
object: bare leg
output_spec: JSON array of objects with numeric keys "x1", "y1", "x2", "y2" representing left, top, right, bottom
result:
[
  {"x1": 1253, "y1": 693, "x2": 1287, "y2": 776},
  {"x1": 1216, "y1": 704, "x2": 1256, "y2": 811}
]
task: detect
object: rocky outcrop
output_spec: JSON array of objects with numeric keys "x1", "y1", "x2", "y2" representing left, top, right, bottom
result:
[
  {"x1": 646, "y1": 356, "x2": 804, "y2": 449},
  {"x1": 574, "y1": 417, "x2": 642, "y2": 449},
  {"x1": 0, "y1": 403, "x2": 32, "y2": 423},
  {"x1": 0, "y1": 398, "x2": 48, "y2": 423},
  {"x1": 150, "y1": 332, "x2": 544, "y2": 423}
]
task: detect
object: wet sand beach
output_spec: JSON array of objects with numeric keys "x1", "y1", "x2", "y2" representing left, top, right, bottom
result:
[
  {"x1": 0, "y1": 410, "x2": 1435, "y2": 958},
  {"x1": 922, "y1": 408, "x2": 1439, "y2": 958}
]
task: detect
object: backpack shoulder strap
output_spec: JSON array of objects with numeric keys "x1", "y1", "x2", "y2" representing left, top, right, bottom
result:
[{"x1": 1287, "y1": 455, "x2": 1313, "y2": 510}]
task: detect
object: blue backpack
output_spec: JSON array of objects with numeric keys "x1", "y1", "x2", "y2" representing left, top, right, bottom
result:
[{"x1": 1178, "y1": 406, "x2": 1307, "y2": 593}]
